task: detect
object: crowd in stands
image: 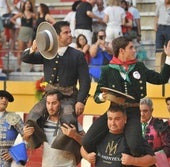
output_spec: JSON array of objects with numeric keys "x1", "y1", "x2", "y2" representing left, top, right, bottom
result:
[{"x1": 0, "y1": 0, "x2": 167, "y2": 80}]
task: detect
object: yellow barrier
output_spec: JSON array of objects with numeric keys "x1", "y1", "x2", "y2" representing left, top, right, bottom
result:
[{"x1": 0, "y1": 81, "x2": 170, "y2": 118}]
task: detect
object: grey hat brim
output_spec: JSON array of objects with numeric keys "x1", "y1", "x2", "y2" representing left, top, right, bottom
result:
[
  {"x1": 36, "y1": 22, "x2": 58, "y2": 59},
  {"x1": 100, "y1": 87, "x2": 135, "y2": 104}
]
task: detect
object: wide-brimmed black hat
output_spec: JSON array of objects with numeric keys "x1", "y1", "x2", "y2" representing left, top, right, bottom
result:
[
  {"x1": 0, "y1": 90, "x2": 14, "y2": 102},
  {"x1": 36, "y1": 22, "x2": 58, "y2": 59},
  {"x1": 100, "y1": 87, "x2": 135, "y2": 104}
]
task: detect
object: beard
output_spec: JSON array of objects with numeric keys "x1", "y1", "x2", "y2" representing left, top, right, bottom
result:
[{"x1": 48, "y1": 110, "x2": 59, "y2": 117}]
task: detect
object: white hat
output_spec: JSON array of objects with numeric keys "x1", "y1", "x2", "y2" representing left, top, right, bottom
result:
[
  {"x1": 36, "y1": 22, "x2": 58, "y2": 59},
  {"x1": 100, "y1": 87, "x2": 135, "y2": 104}
]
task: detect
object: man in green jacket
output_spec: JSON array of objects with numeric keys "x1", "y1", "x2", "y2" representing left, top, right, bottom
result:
[{"x1": 83, "y1": 36, "x2": 170, "y2": 156}]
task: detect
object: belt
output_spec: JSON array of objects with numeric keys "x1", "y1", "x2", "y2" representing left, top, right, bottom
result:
[
  {"x1": 159, "y1": 24, "x2": 170, "y2": 27},
  {"x1": 123, "y1": 103, "x2": 139, "y2": 108},
  {"x1": 45, "y1": 84, "x2": 76, "y2": 96},
  {"x1": 111, "y1": 102, "x2": 139, "y2": 108}
]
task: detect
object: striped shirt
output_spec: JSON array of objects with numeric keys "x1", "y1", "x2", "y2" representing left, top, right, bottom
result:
[
  {"x1": 43, "y1": 118, "x2": 59, "y2": 145},
  {"x1": 42, "y1": 117, "x2": 83, "y2": 167}
]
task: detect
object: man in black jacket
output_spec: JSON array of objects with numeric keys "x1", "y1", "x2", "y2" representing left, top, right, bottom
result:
[{"x1": 22, "y1": 21, "x2": 90, "y2": 150}]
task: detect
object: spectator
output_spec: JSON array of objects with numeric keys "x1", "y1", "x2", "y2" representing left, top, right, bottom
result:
[
  {"x1": 165, "y1": 97, "x2": 170, "y2": 125},
  {"x1": 0, "y1": 90, "x2": 24, "y2": 167},
  {"x1": 165, "y1": 97, "x2": 170, "y2": 113},
  {"x1": 8, "y1": 0, "x2": 23, "y2": 51},
  {"x1": 121, "y1": 0, "x2": 134, "y2": 39},
  {"x1": 21, "y1": 21, "x2": 90, "y2": 149},
  {"x1": 33, "y1": 3, "x2": 56, "y2": 40},
  {"x1": 0, "y1": 17, "x2": 4, "y2": 43},
  {"x1": 103, "y1": 0, "x2": 125, "y2": 44},
  {"x1": 75, "y1": 0, "x2": 103, "y2": 45},
  {"x1": 155, "y1": 0, "x2": 165, "y2": 6},
  {"x1": 89, "y1": 29, "x2": 112, "y2": 82},
  {"x1": 64, "y1": 0, "x2": 81, "y2": 39},
  {"x1": 140, "y1": 97, "x2": 170, "y2": 159},
  {"x1": 81, "y1": 105, "x2": 156, "y2": 167},
  {"x1": 10, "y1": 0, "x2": 36, "y2": 72},
  {"x1": 23, "y1": 90, "x2": 85, "y2": 166},
  {"x1": 0, "y1": 0, "x2": 10, "y2": 16},
  {"x1": 75, "y1": 34, "x2": 90, "y2": 64},
  {"x1": 126, "y1": 0, "x2": 141, "y2": 43},
  {"x1": 0, "y1": 0, "x2": 11, "y2": 48},
  {"x1": 92, "y1": 0, "x2": 106, "y2": 43},
  {"x1": 154, "y1": 0, "x2": 170, "y2": 72},
  {"x1": 82, "y1": 36, "x2": 170, "y2": 156}
]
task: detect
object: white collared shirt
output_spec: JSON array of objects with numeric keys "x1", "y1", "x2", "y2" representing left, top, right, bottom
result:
[{"x1": 57, "y1": 47, "x2": 68, "y2": 56}]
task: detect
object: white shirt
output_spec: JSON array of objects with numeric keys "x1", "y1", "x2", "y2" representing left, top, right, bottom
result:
[
  {"x1": 128, "y1": 6, "x2": 140, "y2": 27},
  {"x1": 0, "y1": 0, "x2": 8, "y2": 16},
  {"x1": 42, "y1": 142, "x2": 76, "y2": 167},
  {"x1": 104, "y1": 6, "x2": 125, "y2": 27},
  {"x1": 64, "y1": 11, "x2": 76, "y2": 37},
  {"x1": 42, "y1": 118, "x2": 83, "y2": 167}
]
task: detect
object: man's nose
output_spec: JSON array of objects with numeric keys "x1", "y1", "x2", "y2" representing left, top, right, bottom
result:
[{"x1": 140, "y1": 112, "x2": 145, "y2": 117}]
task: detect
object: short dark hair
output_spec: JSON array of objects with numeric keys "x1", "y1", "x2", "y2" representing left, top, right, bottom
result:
[
  {"x1": 53, "y1": 21, "x2": 70, "y2": 35},
  {"x1": 107, "y1": 104, "x2": 126, "y2": 115},
  {"x1": 22, "y1": 0, "x2": 34, "y2": 13},
  {"x1": 45, "y1": 90, "x2": 63, "y2": 101},
  {"x1": 39, "y1": 3, "x2": 49, "y2": 16},
  {"x1": 165, "y1": 97, "x2": 170, "y2": 104},
  {"x1": 112, "y1": 36, "x2": 132, "y2": 57},
  {"x1": 121, "y1": 0, "x2": 128, "y2": 11},
  {"x1": 72, "y1": 0, "x2": 81, "y2": 11}
]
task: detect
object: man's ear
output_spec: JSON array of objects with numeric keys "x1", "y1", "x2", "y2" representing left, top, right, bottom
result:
[
  {"x1": 151, "y1": 108, "x2": 154, "y2": 113},
  {"x1": 119, "y1": 48, "x2": 124, "y2": 53}
]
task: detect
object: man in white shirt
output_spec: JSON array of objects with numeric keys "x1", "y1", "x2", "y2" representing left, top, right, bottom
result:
[{"x1": 23, "y1": 90, "x2": 85, "y2": 167}]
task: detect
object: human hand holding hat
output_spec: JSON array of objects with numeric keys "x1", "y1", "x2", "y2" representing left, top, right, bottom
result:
[
  {"x1": 100, "y1": 87, "x2": 135, "y2": 104},
  {"x1": 23, "y1": 125, "x2": 35, "y2": 142},
  {"x1": 30, "y1": 40, "x2": 37, "y2": 53},
  {"x1": 24, "y1": 120, "x2": 47, "y2": 149},
  {"x1": 98, "y1": 91, "x2": 107, "y2": 102}
]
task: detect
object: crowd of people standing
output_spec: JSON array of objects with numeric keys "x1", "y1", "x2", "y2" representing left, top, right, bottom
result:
[
  {"x1": 0, "y1": 0, "x2": 169, "y2": 74},
  {"x1": 0, "y1": 0, "x2": 142, "y2": 74}
]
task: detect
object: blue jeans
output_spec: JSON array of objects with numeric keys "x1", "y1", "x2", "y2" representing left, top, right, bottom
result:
[{"x1": 156, "y1": 25, "x2": 170, "y2": 52}]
